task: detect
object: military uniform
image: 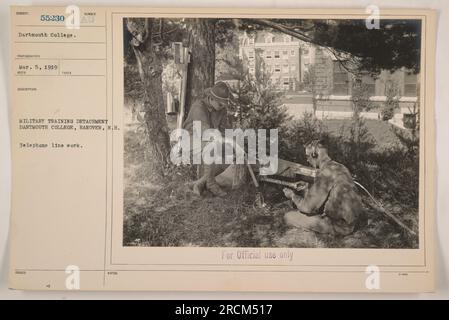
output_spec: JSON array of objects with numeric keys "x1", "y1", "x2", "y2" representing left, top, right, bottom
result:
[
  {"x1": 182, "y1": 83, "x2": 232, "y2": 196},
  {"x1": 183, "y1": 96, "x2": 229, "y2": 137},
  {"x1": 284, "y1": 157, "x2": 363, "y2": 235}
]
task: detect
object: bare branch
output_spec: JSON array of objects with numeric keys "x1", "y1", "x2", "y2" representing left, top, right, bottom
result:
[{"x1": 247, "y1": 18, "x2": 314, "y2": 44}]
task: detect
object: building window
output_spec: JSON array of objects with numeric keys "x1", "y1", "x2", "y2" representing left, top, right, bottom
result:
[
  {"x1": 265, "y1": 36, "x2": 274, "y2": 43},
  {"x1": 248, "y1": 50, "x2": 254, "y2": 59},
  {"x1": 249, "y1": 38, "x2": 254, "y2": 45},
  {"x1": 274, "y1": 51, "x2": 280, "y2": 59},
  {"x1": 302, "y1": 48, "x2": 309, "y2": 55},
  {"x1": 282, "y1": 50, "x2": 288, "y2": 57},
  {"x1": 332, "y1": 61, "x2": 349, "y2": 95},
  {"x1": 291, "y1": 50, "x2": 295, "y2": 56},
  {"x1": 404, "y1": 72, "x2": 417, "y2": 97},
  {"x1": 265, "y1": 51, "x2": 272, "y2": 59},
  {"x1": 282, "y1": 64, "x2": 289, "y2": 73},
  {"x1": 361, "y1": 74, "x2": 376, "y2": 96},
  {"x1": 283, "y1": 77, "x2": 290, "y2": 85},
  {"x1": 274, "y1": 65, "x2": 281, "y2": 73}
]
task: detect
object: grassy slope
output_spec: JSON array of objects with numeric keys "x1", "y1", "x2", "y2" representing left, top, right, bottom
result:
[{"x1": 324, "y1": 119, "x2": 402, "y2": 148}]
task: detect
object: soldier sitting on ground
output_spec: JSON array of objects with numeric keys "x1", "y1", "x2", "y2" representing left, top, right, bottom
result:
[
  {"x1": 183, "y1": 81, "x2": 244, "y2": 197},
  {"x1": 283, "y1": 139, "x2": 364, "y2": 236}
]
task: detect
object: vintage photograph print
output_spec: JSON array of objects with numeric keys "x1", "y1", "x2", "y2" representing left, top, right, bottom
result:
[{"x1": 122, "y1": 17, "x2": 421, "y2": 249}]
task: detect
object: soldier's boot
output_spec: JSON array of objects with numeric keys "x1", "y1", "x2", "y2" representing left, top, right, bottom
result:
[
  {"x1": 203, "y1": 164, "x2": 227, "y2": 197},
  {"x1": 187, "y1": 168, "x2": 207, "y2": 196},
  {"x1": 206, "y1": 180, "x2": 227, "y2": 197},
  {"x1": 192, "y1": 182, "x2": 204, "y2": 196},
  {"x1": 189, "y1": 176, "x2": 207, "y2": 196}
]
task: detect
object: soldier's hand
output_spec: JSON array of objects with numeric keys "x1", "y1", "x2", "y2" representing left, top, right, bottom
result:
[{"x1": 283, "y1": 188, "x2": 295, "y2": 199}]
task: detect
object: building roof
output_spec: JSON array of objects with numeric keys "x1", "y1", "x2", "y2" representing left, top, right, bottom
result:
[{"x1": 254, "y1": 32, "x2": 292, "y2": 43}]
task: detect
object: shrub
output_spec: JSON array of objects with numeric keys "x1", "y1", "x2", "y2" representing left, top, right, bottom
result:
[
  {"x1": 334, "y1": 115, "x2": 376, "y2": 173},
  {"x1": 279, "y1": 112, "x2": 328, "y2": 163},
  {"x1": 381, "y1": 80, "x2": 400, "y2": 121},
  {"x1": 228, "y1": 54, "x2": 291, "y2": 131},
  {"x1": 351, "y1": 77, "x2": 374, "y2": 116}
]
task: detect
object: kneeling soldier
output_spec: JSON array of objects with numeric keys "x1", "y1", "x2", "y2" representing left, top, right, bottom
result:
[{"x1": 283, "y1": 139, "x2": 363, "y2": 236}]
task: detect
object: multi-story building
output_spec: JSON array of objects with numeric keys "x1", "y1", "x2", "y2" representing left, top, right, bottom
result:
[
  {"x1": 240, "y1": 31, "x2": 310, "y2": 91},
  {"x1": 310, "y1": 47, "x2": 419, "y2": 120},
  {"x1": 239, "y1": 31, "x2": 419, "y2": 125}
]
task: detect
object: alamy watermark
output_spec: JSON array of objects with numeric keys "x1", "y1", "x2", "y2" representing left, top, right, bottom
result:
[
  {"x1": 65, "y1": 5, "x2": 80, "y2": 29},
  {"x1": 65, "y1": 265, "x2": 80, "y2": 290},
  {"x1": 365, "y1": 5, "x2": 380, "y2": 30},
  {"x1": 170, "y1": 121, "x2": 279, "y2": 175},
  {"x1": 365, "y1": 265, "x2": 380, "y2": 290}
]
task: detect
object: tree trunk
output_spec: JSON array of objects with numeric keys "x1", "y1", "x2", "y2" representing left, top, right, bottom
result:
[
  {"x1": 184, "y1": 19, "x2": 216, "y2": 116},
  {"x1": 127, "y1": 18, "x2": 171, "y2": 173}
]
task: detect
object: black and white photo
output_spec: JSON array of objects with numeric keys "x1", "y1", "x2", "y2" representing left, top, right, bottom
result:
[{"x1": 123, "y1": 17, "x2": 422, "y2": 249}]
